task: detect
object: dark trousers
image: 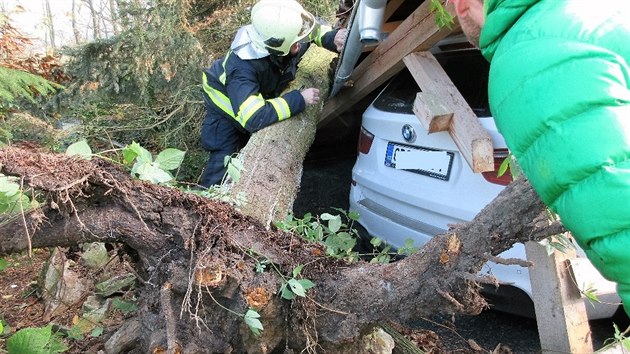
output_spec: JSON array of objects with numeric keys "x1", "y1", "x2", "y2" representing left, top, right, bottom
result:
[{"x1": 199, "y1": 111, "x2": 248, "y2": 187}]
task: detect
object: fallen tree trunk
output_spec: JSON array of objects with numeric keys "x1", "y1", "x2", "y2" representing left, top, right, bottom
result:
[
  {"x1": 0, "y1": 146, "x2": 563, "y2": 353},
  {"x1": 227, "y1": 46, "x2": 336, "y2": 226}
]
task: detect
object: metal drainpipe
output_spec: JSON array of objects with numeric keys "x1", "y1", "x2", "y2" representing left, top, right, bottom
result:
[{"x1": 329, "y1": 0, "x2": 387, "y2": 97}]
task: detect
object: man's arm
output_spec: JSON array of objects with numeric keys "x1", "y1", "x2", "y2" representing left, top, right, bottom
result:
[{"x1": 225, "y1": 61, "x2": 305, "y2": 133}]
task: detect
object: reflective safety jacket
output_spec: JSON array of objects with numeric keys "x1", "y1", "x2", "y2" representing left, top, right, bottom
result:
[
  {"x1": 480, "y1": 0, "x2": 630, "y2": 315},
  {"x1": 202, "y1": 24, "x2": 339, "y2": 133}
]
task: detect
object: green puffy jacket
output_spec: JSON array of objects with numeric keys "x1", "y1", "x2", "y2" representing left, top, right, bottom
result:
[{"x1": 480, "y1": 0, "x2": 630, "y2": 316}]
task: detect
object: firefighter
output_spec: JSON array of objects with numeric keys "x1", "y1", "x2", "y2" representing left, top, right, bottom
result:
[{"x1": 199, "y1": 0, "x2": 347, "y2": 187}]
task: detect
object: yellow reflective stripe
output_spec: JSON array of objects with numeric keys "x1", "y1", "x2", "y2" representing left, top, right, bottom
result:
[
  {"x1": 268, "y1": 97, "x2": 291, "y2": 121},
  {"x1": 237, "y1": 94, "x2": 265, "y2": 127},
  {"x1": 202, "y1": 72, "x2": 235, "y2": 118},
  {"x1": 311, "y1": 25, "x2": 332, "y2": 47},
  {"x1": 219, "y1": 51, "x2": 231, "y2": 85}
]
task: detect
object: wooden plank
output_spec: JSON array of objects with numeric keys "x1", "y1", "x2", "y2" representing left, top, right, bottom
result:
[
  {"x1": 525, "y1": 241, "x2": 593, "y2": 354},
  {"x1": 362, "y1": 21, "x2": 403, "y2": 53},
  {"x1": 413, "y1": 92, "x2": 453, "y2": 133},
  {"x1": 404, "y1": 52, "x2": 493, "y2": 172},
  {"x1": 319, "y1": 0, "x2": 458, "y2": 126}
]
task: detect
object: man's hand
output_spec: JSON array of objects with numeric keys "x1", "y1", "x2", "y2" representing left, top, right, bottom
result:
[
  {"x1": 334, "y1": 28, "x2": 348, "y2": 52},
  {"x1": 301, "y1": 88, "x2": 320, "y2": 105}
]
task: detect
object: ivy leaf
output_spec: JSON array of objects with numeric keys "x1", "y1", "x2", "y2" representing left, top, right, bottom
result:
[
  {"x1": 244, "y1": 309, "x2": 263, "y2": 336},
  {"x1": 65, "y1": 139, "x2": 93, "y2": 160},
  {"x1": 154, "y1": 148, "x2": 185, "y2": 171}
]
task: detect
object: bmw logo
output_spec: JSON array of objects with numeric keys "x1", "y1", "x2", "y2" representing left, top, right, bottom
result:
[{"x1": 402, "y1": 124, "x2": 416, "y2": 143}]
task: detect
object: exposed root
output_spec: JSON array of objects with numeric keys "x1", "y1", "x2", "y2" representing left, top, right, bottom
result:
[
  {"x1": 306, "y1": 295, "x2": 351, "y2": 316},
  {"x1": 454, "y1": 272, "x2": 500, "y2": 287},
  {"x1": 49, "y1": 174, "x2": 89, "y2": 191},
  {"x1": 482, "y1": 253, "x2": 533, "y2": 267},
  {"x1": 18, "y1": 177, "x2": 32, "y2": 256},
  {"x1": 301, "y1": 308, "x2": 320, "y2": 354},
  {"x1": 161, "y1": 282, "x2": 179, "y2": 354},
  {"x1": 436, "y1": 289, "x2": 465, "y2": 311}
]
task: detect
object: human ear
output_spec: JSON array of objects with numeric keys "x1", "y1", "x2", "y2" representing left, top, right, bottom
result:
[{"x1": 452, "y1": 0, "x2": 470, "y2": 18}]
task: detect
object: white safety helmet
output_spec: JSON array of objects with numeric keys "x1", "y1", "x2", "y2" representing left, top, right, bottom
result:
[{"x1": 250, "y1": 0, "x2": 316, "y2": 56}]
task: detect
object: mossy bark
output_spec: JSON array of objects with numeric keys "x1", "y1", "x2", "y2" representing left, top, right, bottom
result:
[{"x1": 227, "y1": 46, "x2": 336, "y2": 226}]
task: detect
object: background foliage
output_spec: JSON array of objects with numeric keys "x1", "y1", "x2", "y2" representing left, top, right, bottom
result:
[{"x1": 1, "y1": 0, "x2": 339, "y2": 181}]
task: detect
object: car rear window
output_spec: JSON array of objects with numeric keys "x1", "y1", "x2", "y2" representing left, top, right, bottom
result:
[{"x1": 373, "y1": 50, "x2": 491, "y2": 117}]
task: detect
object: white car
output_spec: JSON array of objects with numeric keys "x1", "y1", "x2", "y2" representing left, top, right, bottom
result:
[{"x1": 348, "y1": 49, "x2": 621, "y2": 319}]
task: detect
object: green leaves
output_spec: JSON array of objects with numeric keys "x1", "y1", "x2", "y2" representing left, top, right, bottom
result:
[
  {"x1": 320, "y1": 213, "x2": 342, "y2": 233},
  {"x1": 289, "y1": 279, "x2": 315, "y2": 298},
  {"x1": 155, "y1": 148, "x2": 187, "y2": 171},
  {"x1": 0, "y1": 258, "x2": 8, "y2": 271},
  {"x1": 430, "y1": 0, "x2": 455, "y2": 29},
  {"x1": 244, "y1": 309, "x2": 263, "y2": 336},
  {"x1": 540, "y1": 234, "x2": 575, "y2": 256},
  {"x1": 6, "y1": 324, "x2": 67, "y2": 354},
  {"x1": 274, "y1": 209, "x2": 360, "y2": 261},
  {"x1": 279, "y1": 265, "x2": 315, "y2": 300},
  {"x1": 123, "y1": 142, "x2": 151, "y2": 165},
  {"x1": 123, "y1": 142, "x2": 185, "y2": 184},
  {"x1": 63, "y1": 139, "x2": 186, "y2": 185},
  {"x1": 0, "y1": 174, "x2": 30, "y2": 214},
  {"x1": 224, "y1": 154, "x2": 243, "y2": 183},
  {"x1": 65, "y1": 139, "x2": 93, "y2": 160},
  {"x1": 0, "y1": 67, "x2": 62, "y2": 107}
]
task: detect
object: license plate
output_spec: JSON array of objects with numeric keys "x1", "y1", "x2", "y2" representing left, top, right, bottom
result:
[{"x1": 384, "y1": 142, "x2": 454, "y2": 181}]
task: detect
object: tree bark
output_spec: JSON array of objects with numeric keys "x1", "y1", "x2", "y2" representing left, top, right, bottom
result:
[
  {"x1": 71, "y1": 0, "x2": 82, "y2": 44},
  {"x1": 108, "y1": 0, "x2": 120, "y2": 35},
  {"x1": 0, "y1": 144, "x2": 561, "y2": 353},
  {"x1": 43, "y1": 0, "x2": 56, "y2": 52},
  {"x1": 84, "y1": 0, "x2": 101, "y2": 40},
  {"x1": 227, "y1": 46, "x2": 336, "y2": 227}
]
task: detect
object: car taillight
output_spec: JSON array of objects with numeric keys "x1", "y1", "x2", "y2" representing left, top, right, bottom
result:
[
  {"x1": 482, "y1": 148, "x2": 513, "y2": 186},
  {"x1": 357, "y1": 126, "x2": 374, "y2": 155}
]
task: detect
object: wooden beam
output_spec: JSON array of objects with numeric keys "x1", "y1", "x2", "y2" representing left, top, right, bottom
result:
[
  {"x1": 362, "y1": 21, "x2": 403, "y2": 53},
  {"x1": 405, "y1": 52, "x2": 494, "y2": 173},
  {"x1": 413, "y1": 92, "x2": 453, "y2": 133},
  {"x1": 319, "y1": 0, "x2": 458, "y2": 126},
  {"x1": 525, "y1": 241, "x2": 593, "y2": 354}
]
